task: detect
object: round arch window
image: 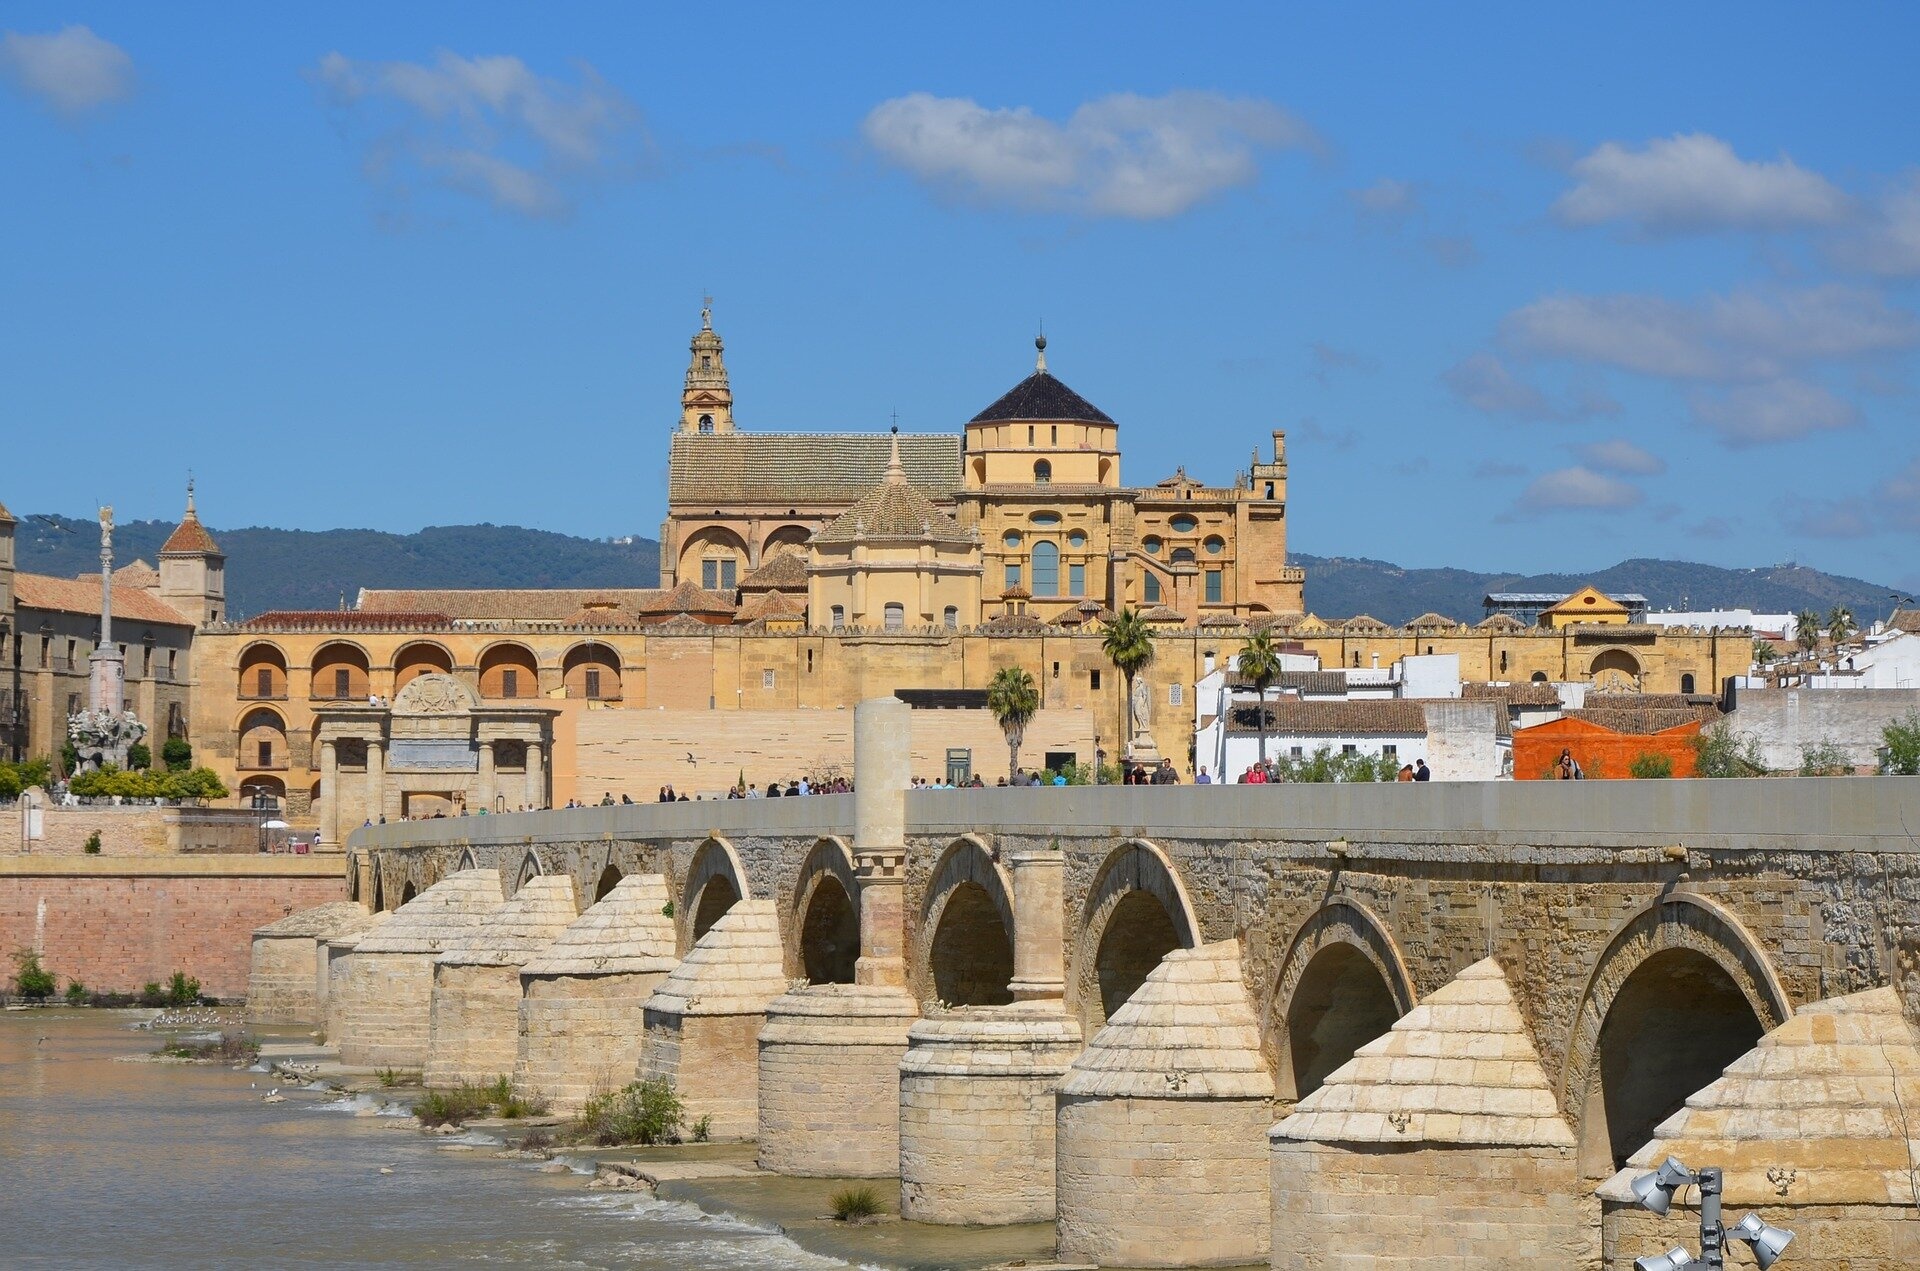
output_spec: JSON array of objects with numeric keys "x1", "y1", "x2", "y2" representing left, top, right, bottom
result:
[
  {"x1": 1172, "y1": 547, "x2": 1196, "y2": 564},
  {"x1": 1203, "y1": 535, "x2": 1225, "y2": 555},
  {"x1": 1169, "y1": 514, "x2": 1199, "y2": 534},
  {"x1": 1033, "y1": 459, "x2": 1052, "y2": 483},
  {"x1": 1143, "y1": 536, "x2": 1163, "y2": 555},
  {"x1": 1003, "y1": 530, "x2": 1023, "y2": 548},
  {"x1": 1067, "y1": 530, "x2": 1087, "y2": 549}
]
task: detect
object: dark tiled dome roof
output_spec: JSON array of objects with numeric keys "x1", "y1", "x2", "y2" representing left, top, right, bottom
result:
[{"x1": 969, "y1": 371, "x2": 1113, "y2": 425}]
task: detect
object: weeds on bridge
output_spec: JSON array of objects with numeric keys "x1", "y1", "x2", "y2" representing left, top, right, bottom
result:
[
  {"x1": 575, "y1": 1079, "x2": 683, "y2": 1146},
  {"x1": 829, "y1": 1184, "x2": 885, "y2": 1222},
  {"x1": 415, "y1": 1076, "x2": 549, "y2": 1128}
]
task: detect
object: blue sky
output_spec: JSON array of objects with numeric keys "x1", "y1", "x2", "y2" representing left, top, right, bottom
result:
[{"x1": 4, "y1": 3, "x2": 1919, "y2": 584}]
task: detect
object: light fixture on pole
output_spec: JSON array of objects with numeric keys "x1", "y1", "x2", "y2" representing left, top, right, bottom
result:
[{"x1": 1628, "y1": 1154, "x2": 1794, "y2": 1270}]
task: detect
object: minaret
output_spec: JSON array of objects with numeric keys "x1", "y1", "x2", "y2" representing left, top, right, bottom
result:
[
  {"x1": 158, "y1": 478, "x2": 226, "y2": 626},
  {"x1": 679, "y1": 298, "x2": 736, "y2": 434}
]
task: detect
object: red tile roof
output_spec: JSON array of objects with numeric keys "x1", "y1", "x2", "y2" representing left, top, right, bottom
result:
[
  {"x1": 160, "y1": 512, "x2": 221, "y2": 556},
  {"x1": 242, "y1": 610, "x2": 454, "y2": 629},
  {"x1": 13, "y1": 572, "x2": 195, "y2": 627},
  {"x1": 358, "y1": 588, "x2": 664, "y2": 622}
]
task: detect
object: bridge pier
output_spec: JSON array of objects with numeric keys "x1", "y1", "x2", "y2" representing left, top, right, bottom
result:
[
  {"x1": 424, "y1": 875, "x2": 577, "y2": 1088},
  {"x1": 247, "y1": 901, "x2": 376, "y2": 1025},
  {"x1": 336, "y1": 869, "x2": 503, "y2": 1070},
  {"x1": 758, "y1": 697, "x2": 921, "y2": 1176},
  {"x1": 515, "y1": 874, "x2": 677, "y2": 1116}
]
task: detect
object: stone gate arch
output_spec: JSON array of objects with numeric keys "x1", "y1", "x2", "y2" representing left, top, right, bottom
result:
[
  {"x1": 790, "y1": 836, "x2": 860, "y2": 985},
  {"x1": 917, "y1": 835, "x2": 1016, "y2": 1007},
  {"x1": 1560, "y1": 892, "x2": 1790, "y2": 1178},
  {"x1": 1069, "y1": 839, "x2": 1201, "y2": 1035},
  {"x1": 680, "y1": 836, "x2": 749, "y2": 952},
  {"x1": 1265, "y1": 897, "x2": 1417, "y2": 1102}
]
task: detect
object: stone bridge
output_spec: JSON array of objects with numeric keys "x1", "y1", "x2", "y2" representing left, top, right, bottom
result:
[{"x1": 340, "y1": 701, "x2": 1920, "y2": 1268}]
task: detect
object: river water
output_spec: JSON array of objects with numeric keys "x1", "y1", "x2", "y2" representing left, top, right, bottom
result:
[{"x1": 0, "y1": 1010, "x2": 871, "y2": 1270}]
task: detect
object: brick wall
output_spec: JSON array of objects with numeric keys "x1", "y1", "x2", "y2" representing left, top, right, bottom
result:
[
  {"x1": 0, "y1": 805, "x2": 265, "y2": 855},
  {"x1": 0, "y1": 858, "x2": 343, "y2": 999}
]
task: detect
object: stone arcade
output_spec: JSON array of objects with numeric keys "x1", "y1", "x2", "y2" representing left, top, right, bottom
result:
[{"x1": 260, "y1": 702, "x2": 1920, "y2": 1269}]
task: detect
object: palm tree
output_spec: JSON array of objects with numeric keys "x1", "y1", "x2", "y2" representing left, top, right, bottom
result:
[
  {"x1": 1827, "y1": 605, "x2": 1855, "y2": 648},
  {"x1": 986, "y1": 666, "x2": 1040, "y2": 784},
  {"x1": 1752, "y1": 636, "x2": 1778, "y2": 667},
  {"x1": 1101, "y1": 608, "x2": 1157, "y2": 757},
  {"x1": 1794, "y1": 608, "x2": 1822, "y2": 655},
  {"x1": 1235, "y1": 629, "x2": 1284, "y2": 764}
]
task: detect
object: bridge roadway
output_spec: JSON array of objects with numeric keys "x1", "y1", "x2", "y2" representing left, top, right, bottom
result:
[{"x1": 352, "y1": 774, "x2": 1920, "y2": 1180}]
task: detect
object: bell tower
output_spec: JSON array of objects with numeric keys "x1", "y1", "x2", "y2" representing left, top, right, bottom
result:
[
  {"x1": 679, "y1": 298, "x2": 736, "y2": 434},
  {"x1": 158, "y1": 479, "x2": 226, "y2": 626}
]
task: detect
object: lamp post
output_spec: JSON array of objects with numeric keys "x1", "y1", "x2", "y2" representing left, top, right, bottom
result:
[{"x1": 1630, "y1": 1155, "x2": 1794, "y2": 1269}]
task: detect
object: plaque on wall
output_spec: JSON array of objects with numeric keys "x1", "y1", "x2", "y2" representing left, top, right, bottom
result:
[{"x1": 388, "y1": 739, "x2": 480, "y2": 772}]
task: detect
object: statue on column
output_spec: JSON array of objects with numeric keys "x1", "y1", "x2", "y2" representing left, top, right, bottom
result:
[{"x1": 70, "y1": 506, "x2": 144, "y2": 773}]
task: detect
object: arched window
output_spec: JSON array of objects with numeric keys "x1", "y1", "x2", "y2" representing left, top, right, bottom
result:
[
  {"x1": 883, "y1": 603, "x2": 905, "y2": 631},
  {"x1": 1680, "y1": 673, "x2": 1697, "y2": 695},
  {"x1": 1031, "y1": 541, "x2": 1060, "y2": 596},
  {"x1": 830, "y1": 605, "x2": 846, "y2": 631},
  {"x1": 1531, "y1": 671, "x2": 1549, "y2": 684},
  {"x1": 698, "y1": 414, "x2": 714, "y2": 434},
  {"x1": 943, "y1": 606, "x2": 959, "y2": 630},
  {"x1": 1203, "y1": 535, "x2": 1225, "y2": 555},
  {"x1": 1143, "y1": 572, "x2": 1161, "y2": 604},
  {"x1": 1143, "y1": 536, "x2": 1162, "y2": 555},
  {"x1": 1033, "y1": 459, "x2": 1052, "y2": 484},
  {"x1": 1172, "y1": 547, "x2": 1196, "y2": 564},
  {"x1": 1002, "y1": 529, "x2": 1023, "y2": 548},
  {"x1": 1067, "y1": 529, "x2": 1086, "y2": 548}
]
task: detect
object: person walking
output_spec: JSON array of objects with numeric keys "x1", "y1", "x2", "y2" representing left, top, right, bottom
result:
[{"x1": 1413, "y1": 759, "x2": 1431, "y2": 782}]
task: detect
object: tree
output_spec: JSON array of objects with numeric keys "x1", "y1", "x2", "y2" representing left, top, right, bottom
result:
[
  {"x1": 1235, "y1": 629, "x2": 1284, "y2": 765},
  {"x1": 1794, "y1": 608, "x2": 1822, "y2": 655},
  {"x1": 1101, "y1": 608, "x2": 1156, "y2": 756},
  {"x1": 1827, "y1": 605, "x2": 1855, "y2": 647},
  {"x1": 985, "y1": 667, "x2": 1040, "y2": 784},
  {"x1": 161, "y1": 736, "x2": 192, "y2": 772},
  {"x1": 1752, "y1": 637, "x2": 1778, "y2": 667},
  {"x1": 1882, "y1": 710, "x2": 1920, "y2": 776},
  {"x1": 126, "y1": 742, "x2": 151, "y2": 771},
  {"x1": 1693, "y1": 722, "x2": 1764, "y2": 777}
]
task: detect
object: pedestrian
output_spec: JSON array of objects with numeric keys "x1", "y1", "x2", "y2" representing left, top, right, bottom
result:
[
  {"x1": 1396, "y1": 764, "x2": 1414, "y2": 782},
  {"x1": 1195, "y1": 766, "x2": 1212, "y2": 784},
  {"x1": 1414, "y1": 759, "x2": 1431, "y2": 782}
]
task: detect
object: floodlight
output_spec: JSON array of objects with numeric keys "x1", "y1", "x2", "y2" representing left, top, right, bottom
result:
[
  {"x1": 1730, "y1": 1213, "x2": 1795, "y2": 1269},
  {"x1": 1634, "y1": 1247, "x2": 1695, "y2": 1271},
  {"x1": 1630, "y1": 1156, "x2": 1698, "y2": 1216}
]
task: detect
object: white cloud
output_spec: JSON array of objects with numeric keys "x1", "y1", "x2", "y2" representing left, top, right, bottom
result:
[
  {"x1": 1503, "y1": 285, "x2": 1920, "y2": 382},
  {"x1": 1786, "y1": 457, "x2": 1920, "y2": 539},
  {"x1": 1308, "y1": 341, "x2": 1376, "y2": 385},
  {"x1": 1351, "y1": 177, "x2": 1418, "y2": 224},
  {"x1": 0, "y1": 25, "x2": 132, "y2": 116},
  {"x1": 1689, "y1": 379, "x2": 1859, "y2": 446},
  {"x1": 861, "y1": 90, "x2": 1316, "y2": 219},
  {"x1": 1440, "y1": 352, "x2": 1616, "y2": 422},
  {"x1": 1425, "y1": 234, "x2": 1478, "y2": 267},
  {"x1": 1554, "y1": 133, "x2": 1848, "y2": 233},
  {"x1": 311, "y1": 50, "x2": 645, "y2": 218},
  {"x1": 1574, "y1": 438, "x2": 1666, "y2": 476},
  {"x1": 1512, "y1": 466, "x2": 1644, "y2": 516},
  {"x1": 1829, "y1": 174, "x2": 1920, "y2": 278}
]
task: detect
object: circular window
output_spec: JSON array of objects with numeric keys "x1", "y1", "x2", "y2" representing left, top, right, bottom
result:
[
  {"x1": 1143, "y1": 536, "x2": 1163, "y2": 555},
  {"x1": 1204, "y1": 536, "x2": 1225, "y2": 555},
  {"x1": 1169, "y1": 514, "x2": 1199, "y2": 533},
  {"x1": 1067, "y1": 530, "x2": 1086, "y2": 548},
  {"x1": 1031, "y1": 511, "x2": 1061, "y2": 526},
  {"x1": 1003, "y1": 530, "x2": 1023, "y2": 548}
]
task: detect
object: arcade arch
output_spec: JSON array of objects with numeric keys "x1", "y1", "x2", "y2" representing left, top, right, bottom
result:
[
  {"x1": 679, "y1": 525, "x2": 749, "y2": 592},
  {"x1": 1265, "y1": 899, "x2": 1417, "y2": 1102},
  {"x1": 792, "y1": 837, "x2": 860, "y2": 985},
  {"x1": 562, "y1": 643, "x2": 621, "y2": 701},
  {"x1": 681, "y1": 837, "x2": 748, "y2": 950},
  {"x1": 1562, "y1": 894, "x2": 1788, "y2": 1178},
  {"x1": 393, "y1": 642, "x2": 454, "y2": 691},
  {"x1": 310, "y1": 642, "x2": 371, "y2": 701},
  {"x1": 238, "y1": 643, "x2": 288, "y2": 700},
  {"x1": 515, "y1": 852, "x2": 543, "y2": 891},
  {"x1": 478, "y1": 642, "x2": 540, "y2": 700},
  {"x1": 237, "y1": 707, "x2": 288, "y2": 771},
  {"x1": 594, "y1": 864, "x2": 624, "y2": 902},
  {"x1": 759, "y1": 525, "x2": 812, "y2": 561},
  {"x1": 398, "y1": 879, "x2": 417, "y2": 907},
  {"x1": 920, "y1": 837, "x2": 1015, "y2": 1007},
  {"x1": 1071, "y1": 840, "x2": 1201, "y2": 1032}
]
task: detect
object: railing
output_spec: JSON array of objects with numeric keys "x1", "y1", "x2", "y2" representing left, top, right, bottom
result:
[{"x1": 235, "y1": 760, "x2": 291, "y2": 772}]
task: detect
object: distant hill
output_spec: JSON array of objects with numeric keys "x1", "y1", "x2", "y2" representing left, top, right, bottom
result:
[
  {"x1": 13, "y1": 516, "x2": 661, "y2": 618},
  {"x1": 13, "y1": 514, "x2": 1896, "y2": 627},
  {"x1": 1294, "y1": 553, "x2": 1903, "y2": 627}
]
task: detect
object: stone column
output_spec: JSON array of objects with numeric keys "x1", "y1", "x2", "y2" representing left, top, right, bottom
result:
[
  {"x1": 319, "y1": 738, "x2": 338, "y2": 845},
  {"x1": 1008, "y1": 846, "x2": 1067, "y2": 1002},
  {"x1": 367, "y1": 737, "x2": 385, "y2": 823},
  {"x1": 526, "y1": 740, "x2": 545, "y2": 810},
  {"x1": 475, "y1": 737, "x2": 495, "y2": 813},
  {"x1": 854, "y1": 694, "x2": 910, "y2": 987}
]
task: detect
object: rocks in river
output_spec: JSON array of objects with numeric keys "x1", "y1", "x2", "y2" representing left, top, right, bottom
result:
[{"x1": 261, "y1": 1093, "x2": 286, "y2": 1104}]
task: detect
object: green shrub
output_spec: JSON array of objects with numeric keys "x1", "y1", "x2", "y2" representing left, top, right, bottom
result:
[
  {"x1": 140, "y1": 981, "x2": 165, "y2": 1006},
  {"x1": 83, "y1": 832, "x2": 102, "y2": 855},
  {"x1": 1801, "y1": 741, "x2": 1852, "y2": 777},
  {"x1": 416, "y1": 1082, "x2": 495, "y2": 1128},
  {"x1": 0, "y1": 767, "x2": 19, "y2": 800},
  {"x1": 161, "y1": 736, "x2": 193, "y2": 772},
  {"x1": 13, "y1": 950, "x2": 56, "y2": 1000},
  {"x1": 64, "y1": 981, "x2": 88, "y2": 1005},
  {"x1": 689, "y1": 1113, "x2": 713, "y2": 1142},
  {"x1": 126, "y1": 742, "x2": 151, "y2": 771},
  {"x1": 1693, "y1": 723, "x2": 1765, "y2": 778},
  {"x1": 161, "y1": 1032, "x2": 259, "y2": 1063},
  {"x1": 1882, "y1": 711, "x2": 1920, "y2": 776},
  {"x1": 829, "y1": 1184, "x2": 885, "y2": 1221},
  {"x1": 576, "y1": 1079, "x2": 683, "y2": 1146},
  {"x1": 68, "y1": 766, "x2": 229, "y2": 802},
  {"x1": 376, "y1": 1067, "x2": 410, "y2": 1088},
  {"x1": 164, "y1": 972, "x2": 201, "y2": 1006},
  {"x1": 1628, "y1": 752, "x2": 1674, "y2": 780},
  {"x1": 660, "y1": 899, "x2": 674, "y2": 919}
]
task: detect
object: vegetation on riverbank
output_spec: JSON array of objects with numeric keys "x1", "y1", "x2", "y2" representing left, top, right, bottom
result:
[
  {"x1": 829, "y1": 1184, "x2": 886, "y2": 1221},
  {"x1": 158, "y1": 1032, "x2": 260, "y2": 1063},
  {"x1": 416, "y1": 1077, "x2": 548, "y2": 1127},
  {"x1": 575, "y1": 1079, "x2": 683, "y2": 1146}
]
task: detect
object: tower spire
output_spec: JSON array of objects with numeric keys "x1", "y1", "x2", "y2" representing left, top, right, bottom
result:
[
  {"x1": 885, "y1": 425, "x2": 906, "y2": 484},
  {"x1": 680, "y1": 300, "x2": 735, "y2": 434},
  {"x1": 1035, "y1": 332, "x2": 1048, "y2": 374}
]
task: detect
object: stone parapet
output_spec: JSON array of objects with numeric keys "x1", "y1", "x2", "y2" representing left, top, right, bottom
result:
[
  {"x1": 898, "y1": 1003, "x2": 1082, "y2": 1224},
  {"x1": 757, "y1": 983, "x2": 919, "y2": 1177}
]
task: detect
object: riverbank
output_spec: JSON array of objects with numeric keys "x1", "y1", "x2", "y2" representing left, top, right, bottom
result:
[{"x1": 7, "y1": 1010, "x2": 1258, "y2": 1270}]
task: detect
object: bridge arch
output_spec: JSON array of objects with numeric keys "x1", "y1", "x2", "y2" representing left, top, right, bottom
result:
[
  {"x1": 397, "y1": 879, "x2": 416, "y2": 908},
  {"x1": 1266, "y1": 898, "x2": 1417, "y2": 1102},
  {"x1": 681, "y1": 836, "x2": 749, "y2": 951},
  {"x1": 791, "y1": 836, "x2": 860, "y2": 985},
  {"x1": 918, "y1": 835, "x2": 1015, "y2": 1007},
  {"x1": 593, "y1": 863, "x2": 624, "y2": 902},
  {"x1": 1070, "y1": 839, "x2": 1201, "y2": 1034},
  {"x1": 515, "y1": 851, "x2": 543, "y2": 891},
  {"x1": 1561, "y1": 892, "x2": 1789, "y2": 1178},
  {"x1": 456, "y1": 847, "x2": 477, "y2": 871}
]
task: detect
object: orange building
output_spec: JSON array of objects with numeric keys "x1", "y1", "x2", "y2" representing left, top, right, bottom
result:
[{"x1": 1513, "y1": 708, "x2": 1707, "y2": 780}]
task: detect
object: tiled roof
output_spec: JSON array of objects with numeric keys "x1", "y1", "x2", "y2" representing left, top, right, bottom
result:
[
  {"x1": 981, "y1": 611, "x2": 1052, "y2": 635},
  {"x1": 1406, "y1": 611, "x2": 1460, "y2": 630},
  {"x1": 1598, "y1": 986, "x2": 1920, "y2": 1208},
  {"x1": 969, "y1": 370, "x2": 1114, "y2": 425},
  {"x1": 636, "y1": 579, "x2": 738, "y2": 616},
  {"x1": 1474, "y1": 613, "x2": 1529, "y2": 631},
  {"x1": 1888, "y1": 607, "x2": 1920, "y2": 634},
  {"x1": 814, "y1": 470, "x2": 973, "y2": 546},
  {"x1": 738, "y1": 589, "x2": 807, "y2": 623},
  {"x1": 1225, "y1": 669, "x2": 1347, "y2": 695},
  {"x1": 13, "y1": 572, "x2": 196, "y2": 627},
  {"x1": 1275, "y1": 958, "x2": 1573, "y2": 1148},
  {"x1": 1462, "y1": 681, "x2": 1562, "y2": 707},
  {"x1": 522, "y1": 873, "x2": 677, "y2": 977},
  {"x1": 160, "y1": 512, "x2": 221, "y2": 556},
  {"x1": 737, "y1": 551, "x2": 808, "y2": 591},
  {"x1": 1587, "y1": 691, "x2": 1716, "y2": 711},
  {"x1": 1341, "y1": 614, "x2": 1389, "y2": 631},
  {"x1": 244, "y1": 610, "x2": 454, "y2": 629},
  {"x1": 358, "y1": 588, "x2": 663, "y2": 622},
  {"x1": 667, "y1": 432, "x2": 962, "y2": 505},
  {"x1": 1226, "y1": 699, "x2": 1429, "y2": 737},
  {"x1": 1550, "y1": 709, "x2": 1708, "y2": 735},
  {"x1": 1141, "y1": 605, "x2": 1187, "y2": 624},
  {"x1": 1060, "y1": 941, "x2": 1273, "y2": 1100},
  {"x1": 113, "y1": 560, "x2": 160, "y2": 589}
]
